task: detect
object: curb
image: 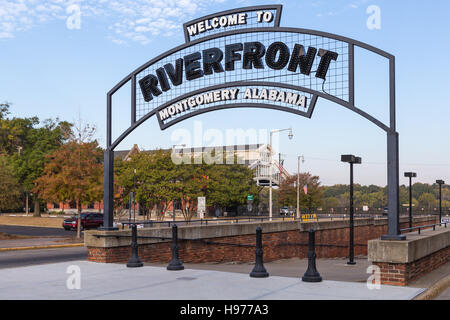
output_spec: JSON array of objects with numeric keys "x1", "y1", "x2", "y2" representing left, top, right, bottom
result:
[
  {"x1": 413, "y1": 275, "x2": 450, "y2": 300},
  {"x1": 0, "y1": 224, "x2": 64, "y2": 229},
  {"x1": 0, "y1": 243, "x2": 85, "y2": 252}
]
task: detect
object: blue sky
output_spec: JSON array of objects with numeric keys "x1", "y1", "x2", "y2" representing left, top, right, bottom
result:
[{"x1": 1, "y1": 0, "x2": 449, "y2": 186}]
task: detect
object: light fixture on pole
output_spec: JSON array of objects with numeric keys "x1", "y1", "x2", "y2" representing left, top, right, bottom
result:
[
  {"x1": 297, "y1": 155, "x2": 304, "y2": 220},
  {"x1": 436, "y1": 180, "x2": 445, "y2": 224},
  {"x1": 133, "y1": 168, "x2": 137, "y2": 223},
  {"x1": 404, "y1": 172, "x2": 417, "y2": 229},
  {"x1": 341, "y1": 154, "x2": 362, "y2": 265},
  {"x1": 172, "y1": 144, "x2": 186, "y2": 223},
  {"x1": 269, "y1": 128, "x2": 293, "y2": 221}
]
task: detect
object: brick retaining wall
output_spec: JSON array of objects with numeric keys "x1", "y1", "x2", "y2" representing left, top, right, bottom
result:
[
  {"x1": 373, "y1": 246, "x2": 449, "y2": 286},
  {"x1": 86, "y1": 216, "x2": 437, "y2": 264}
]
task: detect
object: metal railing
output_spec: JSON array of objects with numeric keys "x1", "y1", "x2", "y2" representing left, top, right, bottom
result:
[
  {"x1": 400, "y1": 222, "x2": 447, "y2": 235},
  {"x1": 115, "y1": 212, "x2": 441, "y2": 229},
  {"x1": 117, "y1": 216, "x2": 272, "y2": 229}
]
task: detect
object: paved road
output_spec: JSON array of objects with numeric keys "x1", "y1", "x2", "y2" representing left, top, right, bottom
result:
[
  {"x1": 0, "y1": 247, "x2": 87, "y2": 269},
  {"x1": 0, "y1": 224, "x2": 79, "y2": 237}
]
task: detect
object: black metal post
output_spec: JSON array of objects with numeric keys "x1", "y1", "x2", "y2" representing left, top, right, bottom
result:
[
  {"x1": 167, "y1": 224, "x2": 184, "y2": 270},
  {"x1": 341, "y1": 155, "x2": 361, "y2": 264},
  {"x1": 436, "y1": 180, "x2": 445, "y2": 225},
  {"x1": 133, "y1": 169, "x2": 136, "y2": 223},
  {"x1": 404, "y1": 172, "x2": 416, "y2": 230},
  {"x1": 409, "y1": 176, "x2": 413, "y2": 229},
  {"x1": 129, "y1": 192, "x2": 133, "y2": 223},
  {"x1": 382, "y1": 131, "x2": 405, "y2": 240},
  {"x1": 439, "y1": 183, "x2": 442, "y2": 224},
  {"x1": 173, "y1": 199, "x2": 176, "y2": 224},
  {"x1": 127, "y1": 224, "x2": 143, "y2": 267},
  {"x1": 100, "y1": 149, "x2": 117, "y2": 230},
  {"x1": 302, "y1": 228, "x2": 322, "y2": 282},
  {"x1": 250, "y1": 227, "x2": 269, "y2": 278},
  {"x1": 348, "y1": 162, "x2": 355, "y2": 265}
]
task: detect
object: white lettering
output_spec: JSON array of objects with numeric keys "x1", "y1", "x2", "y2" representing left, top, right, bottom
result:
[
  {"x1": 219, "y1": 16, "x2": 228, "y2": 27},
  {"x1": 211, "y1": 17, "x2": 219, "y2": 28},
  {"x1": 228, "y1": 14, "x2": 238, "y2": 26},
  {"x1": 238, "y1": 13, "x2": 247, "y2": 24},
  {"x1": 269, "y1": 89, "x2": 278, "y2": 101},
  {"x1": 256, "y1": 11, "x2": 264, "y2": 23},
  {"x1": 159, "y1": 108, "x2": 170, "y2": 120},
  {"x1": 286, "y1": 92, "x2": 298, "y2": 105},
  {"x1": 187, "y1": 24, "x2": 197, "y2": 36},
  {"x1": 243, "y1": 88, "x2": 252, "y2": 99},
  {"x1": 296, "y1": 95, "x2": 307, "y2": 107},
  {"x1": 198, "y1": 21, "x2": 205, "y2": 33}
]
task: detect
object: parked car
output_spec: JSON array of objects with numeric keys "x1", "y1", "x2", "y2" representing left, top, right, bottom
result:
[
  {"x1": 382, "y1": 207, "x2": 388, "y2": 216},
  {"x1": 63, "y1": 212, "x2": 103, "y2": 230},
  {"x1": 280, "y1": 207, "x2": 290, "y2": 216}
]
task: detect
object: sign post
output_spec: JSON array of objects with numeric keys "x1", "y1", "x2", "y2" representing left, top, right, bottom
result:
[
  {"x1": 197, "y1": 197, "x2": 206, "y2": 219},
  {"x1": 103, "y1": 4, "x2": 404, "y2": 241}
]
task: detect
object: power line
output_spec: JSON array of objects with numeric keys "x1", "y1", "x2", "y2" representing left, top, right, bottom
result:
[{"x1": 281, "y1": 153, "x2": 450, "y2": 167}]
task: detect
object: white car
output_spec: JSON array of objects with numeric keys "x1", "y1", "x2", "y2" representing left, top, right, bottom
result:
[{"x1": 280, "y1": 207, "x2": 290, "y2": 216}]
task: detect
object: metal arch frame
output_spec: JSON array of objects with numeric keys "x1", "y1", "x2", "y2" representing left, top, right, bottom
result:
[{"x1": 102, "y1": 23, "x2": 404, "y2": 241}]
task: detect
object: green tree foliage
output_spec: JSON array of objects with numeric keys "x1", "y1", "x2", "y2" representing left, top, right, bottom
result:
[
  {"x1": 278, "y1": 173, "x2": 323, "y2": 211},
  {"x1": 321, "y1": 182, "x2": 449, "y2": 212},
  {"x1": 0, "y1": 103, "x2": 72, "y2": 215},
  {"x1": 418, "y1": 193, "x2": 437, "y2": 210},
  {"x1": 0, "y1": 155, "x2": 22, "y2": 211},
  {"x1": 204, "y1": 160, "x2": 259, "y2": 210},
  {"x1": 115, "y1": 150, "x2": 179, "y2": 220},
  {"x1": 115, "y1": 150, "x2": 259, "y2": 222},
  {"x1": 34, "y1": 140, "x2": 103, "y2": 237}
]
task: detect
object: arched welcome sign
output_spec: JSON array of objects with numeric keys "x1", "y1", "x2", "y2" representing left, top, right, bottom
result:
[{"x1": 103, "y1": 5, "x2": 404, "y2": 240}]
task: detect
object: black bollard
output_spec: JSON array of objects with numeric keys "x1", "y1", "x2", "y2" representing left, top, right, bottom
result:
[
  {"x1": 167, "y1": 224, "x2": 184, "y2": 271},
  {"x1": 127, "y1": 224, "x2": 143, "y2": 268},
  {"x1": 302, "y1": 228, "x2": 322, "y2": 282},
  {"x1": 250, "y1": 227, "x2": 269, "y2": 278}
]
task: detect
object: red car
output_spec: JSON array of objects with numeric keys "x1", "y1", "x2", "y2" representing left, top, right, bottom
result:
[{"x1": 63, "y1": 212, "x2": 104, "y2": 230}]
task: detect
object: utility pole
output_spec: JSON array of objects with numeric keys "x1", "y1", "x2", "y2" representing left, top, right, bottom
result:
[
  {"x1": 279, "y1": 153, "x2": 281, "y2": 182},
  {"x1": 269, "y1": 128, "x2": 293, "y2": 221},
  {"x1": 297, "y1": 155, "x2": 304, "y2": 219}
]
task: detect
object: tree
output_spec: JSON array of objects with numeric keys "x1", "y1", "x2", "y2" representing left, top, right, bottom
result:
[
  {"x1": 2, "y1": 111, "x2": 73, "y2": 216},
  {"x1": 204, "y1": 158, "x2": 259, "y2": 212},
  {"x1": 0, "y1": 155, "x2": 22, "y2": 211},
  {"x1": 34, "y1": 125, "x2": 103, "y2": 238},
  {"x1": 278, "y1": 173, "x2": 323, "y2": 211},
  {"x1": 115, "y1": 150, "x2": 260, "y2": 222},
  {"x1": 322, "y1": 197, "x2": 339, "y2": 211},
  {"x1": 418, "y1": 193, "x2": 437, "y2": 211}
]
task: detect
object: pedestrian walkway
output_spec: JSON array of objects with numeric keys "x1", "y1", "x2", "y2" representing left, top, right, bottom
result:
[{"x1": 0, "y1": 260, "x2": 424, "y2": 300}]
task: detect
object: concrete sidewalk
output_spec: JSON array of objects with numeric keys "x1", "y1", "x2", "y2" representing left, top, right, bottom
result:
[{"x1": 0, "y1": 260, "x2": 424, "y2": 300}]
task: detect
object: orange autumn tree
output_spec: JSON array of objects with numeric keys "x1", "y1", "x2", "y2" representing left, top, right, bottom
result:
[{"x1": 35, "y1": 140, "x2": 103, "y2": 238}]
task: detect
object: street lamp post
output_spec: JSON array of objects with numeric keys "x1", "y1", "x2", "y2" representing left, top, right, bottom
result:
[
  {"x1": 133, "y1": 168, "x2": 137, "y2": 223},
  {"x1": 297, "y1": 155, "x2": 304, "y2": 219},
  {"x1": 172, "y1": 144, "x2": 186, "y2": 223},
  {"x1": 404, "y1": 172, "x2": 417, "y2": 229},
  {"x1": 436, "y1": 180, "x2": 445, "y2": 224},
  {"x1": 341, "y1": 154, "x2": 362, "y2": 265},
  {"x1": 269, "y1": 128, "x2": 293, "y2": 221}
]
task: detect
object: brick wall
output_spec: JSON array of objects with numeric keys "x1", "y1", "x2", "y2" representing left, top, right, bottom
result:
[
  {"x1": 373, "y1": 246, "x2": 449, "y2": 286},
  {"x1": 86, "y1": 216, "x2": 437, "y2": 264}
]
